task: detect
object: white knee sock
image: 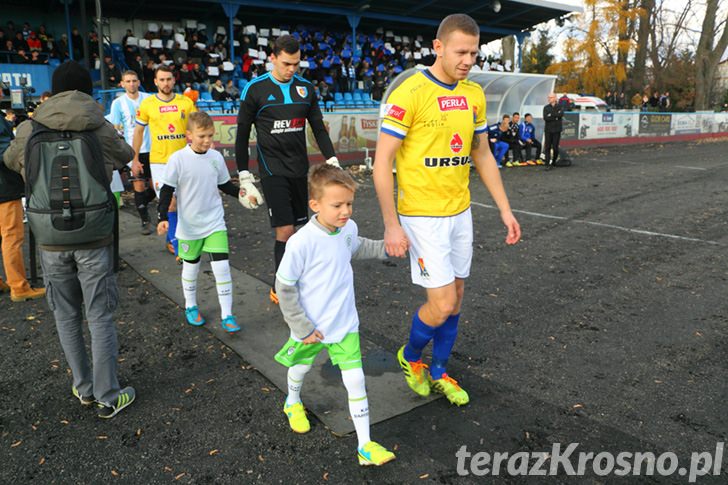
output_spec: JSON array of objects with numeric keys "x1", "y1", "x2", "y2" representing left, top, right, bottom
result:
[
  {"x1": 181, "y1": 261, "x2": 200, "y2": 309},
  {"x1": 210, "y1": 259, "x2": 233, "y2": 318},
  {"x1": 286, "y1": 364, "x2": 311, "y2": 405},
  {"x1": 342, "y1": 368, "x2": 370, "y2": 448}
]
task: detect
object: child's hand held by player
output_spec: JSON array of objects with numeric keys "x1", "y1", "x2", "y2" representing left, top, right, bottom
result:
[
  {"x1": 157, "y1": 221, "x2": 169, "y2": 235},
  {"x1": 302, "y1": 329, "x2": 324, "y2": 345}
]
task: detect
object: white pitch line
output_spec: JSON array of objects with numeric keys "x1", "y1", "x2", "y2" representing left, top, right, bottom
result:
[
  {"x1": 675, "y1": 165, "x2": 708, "y2": 171},
  {"x1": 470, "y1": 201, "x2": 724, "y2": 246}
]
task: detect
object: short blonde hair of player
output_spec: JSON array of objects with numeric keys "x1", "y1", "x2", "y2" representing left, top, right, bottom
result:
[
  {"x1": 436, "y1": 13, "x2": 479, "y2": 42},
  {"x1": 308, "y1": 164, "x2": 358, "y2": 200},
  {"x1": 187, "y1": 111, "x2": 214, "y2": 132}
]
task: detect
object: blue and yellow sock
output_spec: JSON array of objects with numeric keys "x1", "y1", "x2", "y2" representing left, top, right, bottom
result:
[
  {"x1": 167, "y1": 211, "x2": 179, "y2": 255},
  {"x1": 430, "y1": 314, "x2": 459, "y2": 380},
  {"x1": 403, "y1": 310, "x2": 436, "y2": 362}
]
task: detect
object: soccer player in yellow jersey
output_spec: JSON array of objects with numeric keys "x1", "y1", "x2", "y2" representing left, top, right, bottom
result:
[
  {"x1": 373, "y1": 14, "x2": 521, "y2": 406},
  {"x1": 132, "y1": 65, "x2": 197, "y2": 255}
]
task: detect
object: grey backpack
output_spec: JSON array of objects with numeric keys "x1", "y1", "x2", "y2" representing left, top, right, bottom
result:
[{"x1": 24, "y1": 121, "x2": 115, "y2": 246}]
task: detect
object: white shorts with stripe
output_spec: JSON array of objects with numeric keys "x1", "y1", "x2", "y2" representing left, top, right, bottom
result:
[
  {"x1": 150, "y1": 163, "x2": 167, "y2": 197},
  {"x1": 399, "y1": 208, "x2": 473, "y2": 288}
]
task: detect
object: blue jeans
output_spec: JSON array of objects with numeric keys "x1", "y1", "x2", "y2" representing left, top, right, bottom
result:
[
  {"x1": 40, "y1": 245, "x2": 121, "y2": 404},
  {"x1": 491, "y1": 141, "x2": 509, "y2": 164}
]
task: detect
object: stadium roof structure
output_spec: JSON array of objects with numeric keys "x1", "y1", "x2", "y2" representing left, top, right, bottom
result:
[
  {"x1": 184, "y1": 0, "x2": 584, "y2": 44},
  {"x1": 10, "y1": 0, "x2": 581, "y2": 45}
]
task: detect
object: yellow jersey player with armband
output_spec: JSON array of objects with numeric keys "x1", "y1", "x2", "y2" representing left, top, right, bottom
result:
[
  {"x1": 373, "y1": 13, "x2": 521, "y2": 407},
  {"x1": 133, "y1": 65, "x2": 197, "y2": 257}
]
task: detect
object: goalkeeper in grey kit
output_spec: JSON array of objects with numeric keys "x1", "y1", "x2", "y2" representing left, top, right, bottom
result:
[{"x1": 235, "y1": 34, "x2": 339, "y2": 304}]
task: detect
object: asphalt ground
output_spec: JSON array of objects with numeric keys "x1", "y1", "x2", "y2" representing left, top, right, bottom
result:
[{"x1": 2, "y1": 139, "x2": 727, "y2": 484}]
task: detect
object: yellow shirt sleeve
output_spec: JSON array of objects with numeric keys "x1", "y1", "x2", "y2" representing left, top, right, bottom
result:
[
  {"x1": 380, "y1": 85, "x2": 415, "y2": 139},
  {"x1": 136, "y1": 98, "x2": 150, "y2": 126}
]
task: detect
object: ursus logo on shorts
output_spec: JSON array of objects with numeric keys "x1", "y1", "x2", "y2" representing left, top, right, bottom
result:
[
  {"x1": 180, "y1": 242, "x2": 190, "y2": 253},
  {"x1": 417, "y1": 258, "x2": 430, "y2": 279},
  {"x1": 287, "y1": 346, "x2": 296, "y2": 356}
]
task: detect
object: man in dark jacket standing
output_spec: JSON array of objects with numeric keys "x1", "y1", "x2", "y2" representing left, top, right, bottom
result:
[
  {"x1": 0, "y1": 112, "x2": 45, "y2": 301},
  {"x1": 543, "y1": 92, "x2": 564, "y2": 171},
  {"x1": 4, "y1": 61, "x2": 136, "y2": 419}
]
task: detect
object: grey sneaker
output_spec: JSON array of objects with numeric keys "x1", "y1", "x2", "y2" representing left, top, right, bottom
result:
[
  {"x1": 97, "y1": 386, "x2": 136, "y2": 419},
  {"x1": 72, "y1": 386, "x2": 95, "y2": 406},
  {"x1": 140, "y1": 221, "x2": 152, "y2": 235}
]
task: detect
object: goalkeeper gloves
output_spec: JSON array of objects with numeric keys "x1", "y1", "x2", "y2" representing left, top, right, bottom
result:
[{"x1": 238, "y1": 170, "x2": 264, "y2": 209}]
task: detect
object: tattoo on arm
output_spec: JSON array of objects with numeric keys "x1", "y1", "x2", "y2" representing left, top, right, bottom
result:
[{"x1": 472, "y1": 133, "x2": 481, "y2": 149}]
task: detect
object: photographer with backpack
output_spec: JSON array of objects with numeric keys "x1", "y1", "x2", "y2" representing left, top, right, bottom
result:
[{"x1": 3, "y1": 61, "x2": 137, "y2": 419}]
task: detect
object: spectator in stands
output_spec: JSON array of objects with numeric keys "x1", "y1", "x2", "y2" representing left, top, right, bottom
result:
[
  {"x1": 342, "y1": 58, "x2": 357, "y2": 93},
  {"x1": 0, "y1": 28, "x2": 6, "y2": 46},
  {"x1": 121, "y1": 29, "x2": 134, "y2": 47},
  {"x1": 631, "y1": 92, "x2": 642, "y2": 109},
  {"x1": 104, "y1": 55, "x2": 121, "y2": 87},
  {"x1": 605, "y1": 91, "x2": 614, "y2": 108},
  {"x1": 29, "y1": 50, "x2": 47, "y2": 64},
  {"x1": 558, "y1": 93, "x2": 573, "y2": 110},
  {"x1": 641, "y1": 94, "x2": 649, "y2": 111},
  {"x1": 4, "y1": 39, "x2": 13, "y2": 54},
  {"x1": 319, "y1": 81, "x2": 334, "y2": 107},
  {"x1": 659, "y1": 91, "x2": 670, "y2": 111},
  {"x1": 12, "y1": 48, "x2": 29, "y2": 64},
  {"x1": 616, "y1": 92, "x2": 626, "y2": 109},
  {"x1": 71, "y1": 27, "x2": 83, "y2": 60},
  {"x1": 27, "y1": 31, "x2": 41, "y2": 52},
  {"x1": 54, "y1": 33, "x2": 69, "y2": 60},
  {"x1": 172, "y1": 42, "x2": 188, "y2": 66},
  {"x1": 192, "y1": 63, "x2": 209, "y2": 92},
  {"x1": 142, "y1": 59, "x2": 156, "y2": 92},
  {"x1": 225, "y1": 79, "x2": 239, "y2": 99},
  {"x1": 649, "y1": 91, "x2": 660, "y2": 110},
  {"x1": 370, "y1": 77, "x2": 384, "y2": 101},
  {"x1": 359, "y1": 60, "x2": 373, "y2": 93},
  {"x1": 21, "y1": 22, "x2": 31, "y2": 39},
  {"x1": 12, "y1": 31, "x2": 28, "y2": 52},
  {"x1": 211, "y1": 79, "x2": 230, "y2": 101},
  {"x1": 178, "y1": 64, "x2": 194, "y2": 88},
  {"x1": 128, "y1": 54, "x2": 144, "y2": 81},
  {"x1": 37, "y1": 25, "x2": 49, "y2": 49}
]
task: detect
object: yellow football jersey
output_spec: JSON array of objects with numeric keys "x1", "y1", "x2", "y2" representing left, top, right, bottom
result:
[
  {"x1": 380, "y1": 69, "x2": 487, "y2": 216},
  {"x1": 136, "y1": 94, "x2": 197, "y2": 163}
]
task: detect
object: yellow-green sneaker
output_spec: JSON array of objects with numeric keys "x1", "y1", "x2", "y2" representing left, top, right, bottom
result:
[
  {"x1": 396, "y1": 345, "x2": 430, "y2": 397},
  {"x1": 358, "y1": 441, "x2": 396, "y2": 466},
  {"x1": 430, "y1": 373, "x2": 470, "y2": 406},
  {"x1": 284, "y1": 401, "x2": 310, "y2": 434}
]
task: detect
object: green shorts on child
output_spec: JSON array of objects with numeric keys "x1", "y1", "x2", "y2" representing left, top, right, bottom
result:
[
  {"x1": 178, "y1": 231, "x2": 229, "y2": 260},
  {"x1": 274, "y1": 332, "x2": 362, "y2": 370}
]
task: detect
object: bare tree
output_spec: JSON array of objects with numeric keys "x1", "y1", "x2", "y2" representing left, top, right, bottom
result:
[
  {"x1": 695, "y1": 0, "x2": 728, "y2": 109},
  {"x1": 631, "y1": 0, "x2": 654, "y2": 93}
]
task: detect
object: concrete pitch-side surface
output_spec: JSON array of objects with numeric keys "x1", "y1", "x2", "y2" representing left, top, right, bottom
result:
[{"x1": 118, "y1": 211, "x2": 438, "y2": 435}]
